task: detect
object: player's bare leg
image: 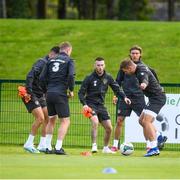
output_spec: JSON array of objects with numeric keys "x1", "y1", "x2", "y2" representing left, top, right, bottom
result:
[
  {"x1": 24, "y1": 107, "x2": 44, "y2": 153},
  {"x1": 141, "y1": 113, "x2": 160, "y2": 157},
  {"x1": 41, "y1": 107, "x2": 49, "y2": 136},
  {"x1": 54, "y1": 117, "x2": 70, "y2": 155},
  {"x1": 112, "y1": 116, "x2": 125, "y2": 151},
  {"x1": 46, "y1": 115, "x2": 57, "y2": 152},
  {"x1": 142, "y1": 114, "x2": 156, "y2": 141},
  {"x1": 139, "y1": 112, "x2": 149, "y2": 139},
  {"x1": 37, "y1": 107, "x2": 49, "y2": 152},
  {"x1": 57, "y1": 117, "x2": 70, "y2": 141},
  {"x1": 90, "y1": 115, "x2": 99, "y2": 153},
  {"x1": 101, "y1": 120, "x2": 115, "y2": 153},
  {"x1": 139, "y1": 112, "x2": 151, "y2": 150},
  {"x1": 31, "y1": 107, "x2": 45, "y2": 135}
]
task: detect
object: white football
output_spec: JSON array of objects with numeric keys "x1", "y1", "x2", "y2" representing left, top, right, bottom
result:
[{"x1": 120, "y1": 142, "x2": 134, "y2": 155}]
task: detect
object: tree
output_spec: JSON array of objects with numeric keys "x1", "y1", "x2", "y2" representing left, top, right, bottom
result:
[
  {"x1": 75, "y1": 0, "x2": 94, "y2": 19},
  {"x1": 118, "y1": 0, "x2": 152, "y2": 20},
  {"x1": 78, "y1": 0, "x2": 91, "y2": 19},
  {"x1": 168, "y1": 0, "x2": 175, "y2": 21},
  {"x1": 92, "y1": 0, "x2": 97, "y2": 19},
  {"x1": 106, "y1": 0, "x2": 114, "y2": 19},
  {"x1": 6, "y1": 0, "x2": 30, "y2": 18},
  {"x1": 58, "y1": 0, "x2": 66, "y2": 19},
  {"x1": 0, "y1": 0, "x2": 7, "y2": 18},
  {"x1": 37, "y1": 0, "x2": 47, "y2": 19}
]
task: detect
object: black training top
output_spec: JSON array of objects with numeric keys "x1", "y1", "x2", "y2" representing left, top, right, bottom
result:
[
  {"x1": 26, "y1": 56, "x2": 48, "y2": 98},
  {"x1": 135, "y1": 64, "x2": 164, "y2": 97},
  {"x1": 40, "y1": 52, "x2": 75, "y2": 96},
  {"x1": 116, "y1": 60, "x2": 144, "y2": 97},
  {"x1": 116, "y1": 60, "x2": 159, "y2": 97},
  {"x1": 78, "y1": 71, "x2": 126, "y2": 105}
]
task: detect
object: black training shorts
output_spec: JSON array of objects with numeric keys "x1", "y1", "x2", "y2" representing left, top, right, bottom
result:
[
  {"x1": 117, "y1": 95, "x2": 145, "y2": 117},
  {"x1": 23, "y1": 95, "x2": 46, "y2": 113},
  {"x1": 47, "y1": 92, "x2": 70, "y2": 118},
  {"x1": 87, "y1": 102, "x2": 110, "y2": 121},
  {"x1": 145, "y1": 93, "x2": 166, "y2": 115}
]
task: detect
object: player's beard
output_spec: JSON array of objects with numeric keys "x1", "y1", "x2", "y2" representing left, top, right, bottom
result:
[{"x1": 96, "y1": 68, "x2": 104, "y2": 76}]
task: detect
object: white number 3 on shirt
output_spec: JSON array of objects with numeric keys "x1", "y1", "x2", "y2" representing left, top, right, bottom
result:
[{"x1": 52, "y1": 62, "x2": 60, "y2": 72}]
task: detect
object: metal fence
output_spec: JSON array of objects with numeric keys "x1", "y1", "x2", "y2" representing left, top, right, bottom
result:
[{"x1": 0, "y1": 79, "x2": 180, "y2": 151}]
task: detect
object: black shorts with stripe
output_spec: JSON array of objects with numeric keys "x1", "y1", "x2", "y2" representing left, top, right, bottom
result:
[
  {"x1": 23, "y1": 95, "x2": 46, "y2": 113},
  {"x1": 87, "y1": 102, "x2": 110, "y2": 121}
]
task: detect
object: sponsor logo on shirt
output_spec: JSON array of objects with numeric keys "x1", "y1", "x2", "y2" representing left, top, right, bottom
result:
[{"x1": 93, "y1": 81, "x2": 97, "y2": 86}]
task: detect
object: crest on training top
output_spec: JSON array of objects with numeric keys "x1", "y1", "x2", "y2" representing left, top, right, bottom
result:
[{"x1": 103, "y1": 78, "x2": 108, "y2": 84}]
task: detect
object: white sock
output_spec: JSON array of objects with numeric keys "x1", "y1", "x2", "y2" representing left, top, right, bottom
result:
[
  {"x1": 92, "y1": 143, "x2": 97, "y2": 147},
  {"x1": 38, "y1": 136, "x2": 46, "y2": 147},
  {"x1": 103, "y1": 146, "x2": 109, "y2": 150},
  {"x1": 24, "y1": 134, "x2": 34, "y2": 147},
  {"x1": 146, "y1": 140, "x2": 151, "y2": 149},
  {"x1": 46, "y1": 134, "x2": 53, "y2": 150},
  {"x1": 55, "y1": 140, "x2": 63, "y2": 150},
  {"x1": 150, "y1": 140, "x2": 157, "y2": 148},
  {"x1": 113, "y1": 139, "x2": 119, "y2": 148}
]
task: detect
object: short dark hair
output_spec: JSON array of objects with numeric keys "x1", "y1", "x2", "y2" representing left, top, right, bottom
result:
[
  {"x1": 129, "y1": 45, "x2": 142, "y2": 54},
  {"x1": 120, "y1": 59, "x2": 133, "y2": 70},
  {"x1": 50, "y1": 46, "x2": 60, "y2": 54},
  {"x1": 95, "y1": 57, "x2": 105, "y2": 61}
]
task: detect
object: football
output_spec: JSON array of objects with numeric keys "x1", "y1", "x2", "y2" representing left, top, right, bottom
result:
[{"x1": 120, "y1": 142, "x2": 134, "y2": 155}]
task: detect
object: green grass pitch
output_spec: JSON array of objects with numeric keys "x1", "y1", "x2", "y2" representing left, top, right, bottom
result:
[
  {"x1": 0, "y1": 19, "x2": 180, "y2": 180},
  {"x1": 0, "y1": 20, "x2": 180, "y2": 82},
  {"x1": 0, "y1": 145, "x2": 180, "y2": 179}
]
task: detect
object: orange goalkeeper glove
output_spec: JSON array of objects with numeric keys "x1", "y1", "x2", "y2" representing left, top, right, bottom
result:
[
  {"x1": 113, "y1": 95, "x2": 118, "y2": 105},
  {"x1": 82, "y1": 107, "x2": 93, "y2": 118},
  {"x1": 18, "y1": 86, "x2": 31, "y2": 103}
]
